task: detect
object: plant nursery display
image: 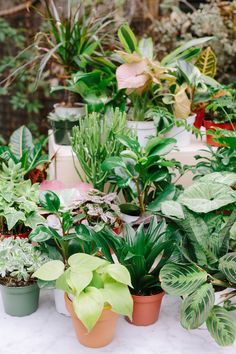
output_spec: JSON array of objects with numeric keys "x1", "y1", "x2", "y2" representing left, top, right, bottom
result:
[
  {"x1": 0, "y1": 160, "x2": 45, "y2": 237},
  {"x1": 33, "y1": 253, "x2": 133, "y2": 348},
  {"x1": 102, "y1": 135, "x2": 181, "y2": 217},
  {"x1": 90, "y1": 217, "x2": 175, "y2": 326},
  {"x1": 0, "y1": 125, "x2": 48, "y2": 183},
  {"x1": 0, "y1": 237, "x2": 48, "y2": 317},
  {"x1": 71, "y1": 108, "x2": 129, "y2": 191},
  {"x1": 159, "y1": 172, "x2": 236, "y2": 346}
]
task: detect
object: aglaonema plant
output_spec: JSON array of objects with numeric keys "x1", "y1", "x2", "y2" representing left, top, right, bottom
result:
[
  {"x1": 33, "y1": 253, "x2": 133, "y2": 332},
  {"x1": 102, "y1": 135, "x2": 183, "y2": 216},
  {"x1": 158, "y1": 172, "x2": 236, "y2": 346}
]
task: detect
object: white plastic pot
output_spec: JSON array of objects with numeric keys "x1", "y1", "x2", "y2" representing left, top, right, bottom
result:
[
  {"x1": 54, "y1": 103, "x2": 85, "y2": 118},
  {"x1": 127, "y1": 120, "x2": 156, "y2": 147},
  {"x1": 120, "y1": 213, "x2": 140, "y2": 225},
  {"x1": 54, "y1": 289, "x2": 70, "y2": 316},
  {"x1": 165, "y1": 114, "x2": 196, "y2": 148}
]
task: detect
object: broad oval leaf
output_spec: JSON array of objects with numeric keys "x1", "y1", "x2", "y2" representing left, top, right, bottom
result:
[
  {"x1": 68, "y1": 253, "x2": 108, "y2": 271},
  {"x1": 29, "y1": 225, "x2": 53, "y2": 242},
  {"x1": 101, "y1": 157, "x2": 126, "y2": 171},
  {"x1": 160, "y1": 263, "x2": 208, "y2": 296},
  {"x1": 10, "y1": 125, "x2": 34, "y2": 160},
  {"x1": 199, "y1": 172, "x2": 236, "y2": 187},
  {"x1": 195, "y1": 46, "x2": 217, "y2": 78},
  {"x1": 219, "y1": 252, "x2": 236, "y2": 283},
  {"x1": 161, "y1": 201, "x2": 185, "y2": 219},
  {"x1": 33, "y1": 260, "x2": 64, "y2": 281},
  {"x1": 206, "y1": 305, "x2": 236, "y2": 346},
  {"x1": 181, "y1": 283, "x2": 215, "y2": 329},
  {"x1": 101, "y1": 264, "x2": 132, "y2": 287},
  {"x1": 178, "y1": 182, "x2": 236, "y2": 213}
]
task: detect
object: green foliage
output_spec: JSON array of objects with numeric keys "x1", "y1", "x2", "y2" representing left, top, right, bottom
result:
[
  {"x1": 0, "y1": 126, "x2": 48, "y2": 179},
  {"x1": 71, "y1": 108, "x2": 128, "y2": 191},
  {"x1": 102, "y1": 135, "x2": 182, "y2": 215},
  {"x1": 0, "y1": 237, "x2": 48, "y2": 286},
  {"x1": 0, "y1": 160, "x2": 45, "y2": 234},
  {"x1": 159, "y1": 174, "x2": 236, "y2": 346},
  {"x1": 33, "y1": 253, "x2": 133, "y2": 332},
  {"x1": 86, "y1": 217, "x2": 176, "y2": 295},
  {"x1": 205, "y1": 91, "x2": 236, "y2": 123},
  {"x1": 195, "y1": 47, "x2": 217, "y2": 78}
]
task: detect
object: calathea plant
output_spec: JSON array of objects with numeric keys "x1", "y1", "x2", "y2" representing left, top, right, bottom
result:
[
  {"x1": 102, "y1": 135, "x2": 182, "y2": 216},
  {"x1": 0, "y1": 160, "x2": 45, "y2": 236},
  {"x1": 33, "y1": 253, "x2": 133, "y2": 332},
  {"x1": 29, "y1": 191, "x2": 99, "y2": 264},
  {"x1": 0, "y1": 125, "x2": 48, "y2": 183},
  {"x1": 159, "y1": 173, "x2": 236, "y2": 346}
]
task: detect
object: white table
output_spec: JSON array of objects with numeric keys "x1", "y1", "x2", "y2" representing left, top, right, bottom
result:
[{"x1": 0, "y1": 289, "x2": 235, "y2": 354}]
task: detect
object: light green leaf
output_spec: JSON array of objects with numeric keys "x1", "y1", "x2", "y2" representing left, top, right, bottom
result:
[
  {"x1": 219, "y1": 252, "x2": 236, "y2": 283},
  {"x1": 230, "y1": 222, "x2": 236, "y2": 240},
  {"x1": 181, "y1": 283, "x2": 215, "y2": 329},
  {"x1": 101, "y1": 264, "x2": 132, "y2": 287},
  {"x1": 161, "y1": 201, "x2": 185, "y2": 219},
  {"x1": 4, "y1": 210, "x2": 26, "y2": 230},
  {"x1": 179, "y1": 182, "x2": 236, "y2": 213},
  {"x1": 33, "y1": 260, "x2": 64, "y2": 281},
  {"x1": 25, "y1": 212, "x2": 46, "y2": 229},
  {"x1": 138, "y1": 37, "x2": 153, "y2": 59},
  {"x1": 68, "y1": 253, "x2": 108, "y2": 271},
  {"x1": 118, "y1": 24, "x2": 138, "y2": 54},
  {"x1": 73, "y1": 286, "x2": 104, "y2": 332},
  {"x1": 206, "y1": 306, "x2": 236, "y2": 346},
  {"x1": 160, "y1": 263, "x2": 208, "y2": 296},
  {"x1": 199, "y1": 172, "x2": 236, "y2": 187},
  {"x1": 9, "y1": 125, "x2": 34, "y2": 160},
  {"x1": 67, "y1": 269, "x2": 93, "y2": 295}
]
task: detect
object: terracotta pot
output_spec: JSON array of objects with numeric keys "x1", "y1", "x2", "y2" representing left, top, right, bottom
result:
[
  {"x1": 204, "y1": 120, "x2": 236, "y2": 147},
  {"x1": 126, "y1": 292, "x2": 165, "y2": 326},
  {"x1": 65, "y1": 294, "x2": 119, "y2": 348}
]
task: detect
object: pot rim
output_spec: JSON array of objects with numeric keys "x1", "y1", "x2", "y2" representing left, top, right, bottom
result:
[
  {"x1": 131, "y1": 291, "x2": 165, "y2": 303},
  {"x1": 0, "y1": 282, "x2": 38, "y2": 290},
  {"x1": 54, "y1": 102, "x2": 84, "y2": 109}
]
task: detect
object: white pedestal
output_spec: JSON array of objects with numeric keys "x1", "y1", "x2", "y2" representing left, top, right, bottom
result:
[{"x1": 49, "y1": 131, "x2": 209, "y2": 187}]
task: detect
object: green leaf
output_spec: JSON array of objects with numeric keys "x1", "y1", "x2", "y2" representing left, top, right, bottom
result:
[
  {"x1": 73, "y1": 286, "x2": 104, "y2": 332},
  {"x1": 9, "y1": 125, "x2": 34, "y2": 160},
  {"x1": 40, "y1": 191, "x2": 60, "y2": 212},
  {"x1": 219, "y1": 252, "x2": 236, "y2": 283},
  {"x1": 103, "y1": 278, "x2": 133, "y2": 319},
  {"x1": 206, "y1": 306, "x2": 236, "y2": 346},
  {"x1": 195, "y1": 46, "x2": 217, "y2": 78},
  {"x1": 67, "y1": 269, "x2": 93, "y2": 294},
  {"x1": 117, "y1": 135, "x2": 140, "y2": 152},
  {"x1": 148, "y1": 185, "x2": 176, "y2": 212},
  {"x1": 101, "y1": 264, "x2": 132, "y2": 287},
  {"x1": 161, "y1": 201, "x2": 185, "y2": 219},
  {"x1": 160, "y1": 263, "x2": 208, "y2": 296},
  {"x1": 181, "y1": 283, "x2": 215, "y2": 329},
  {"x1": 4, "y1": 210, "x2": 26, "y2": 230},
  {"x1": 101, "y1": 157, "x2": 126, "y2": 171},
  {"x1": 68, "y1": 253, "x2": 108, "y2": 271},
  {"x1": 198, "y1": 172, "x2": 236, "y2": 187},
  {"x1": 33, "y1": 260, "x2": 65, "y2": 281},
  {"x1": 118, "y1": 24, "x2": 138, "y2": 54},
  {"x1": 138, "y1": 37, "x2": 153, "y2": 59},
  {"x1": 145, "y1": 137, "x2": 176, "y2": 156},
  {"x1": 29, "y1": 225, "x2": 53, "y2": 242},
  {"x1": 25, "y1": 212, "x2": 46, "y2": 229},
  {"x1": 179, "y1": 182, "x2": 236, "y2": 213}
]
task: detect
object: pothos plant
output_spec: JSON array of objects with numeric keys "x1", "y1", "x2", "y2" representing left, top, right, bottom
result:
[
  {"x1": 0, "y1": 160, "x2": 45, "y2": 236},
  {"x1": 159, "y1": 172, "x2": 236, "y2": 346},
  {"x1": 101, "y1": 135, "x2": 183, "y2": 216},
  {"x1": 33, "y1": 253, "x2": 133, "y2": 332},
  {"x1": 0, "y1": 237, "x2": 48, "y2": 287}
]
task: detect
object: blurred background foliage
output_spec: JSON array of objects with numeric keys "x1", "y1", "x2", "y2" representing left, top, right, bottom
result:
[{"x1": 0, "y1": 0, "x2": 235, "y2": 139}]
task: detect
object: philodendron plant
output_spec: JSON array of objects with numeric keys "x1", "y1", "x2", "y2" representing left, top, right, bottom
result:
[
  {"x1": 33, "y1": 253, "x2": 133, "y2": 331},
  {"x1": 102, "y1": 135, "x2": 182, "y2": 216},
  {"x1": 0, "y1": 160, "x2": 45, "y2": 235},
  {"x1": 158, "y1": 172, "x2": 236, "y2": 346}
]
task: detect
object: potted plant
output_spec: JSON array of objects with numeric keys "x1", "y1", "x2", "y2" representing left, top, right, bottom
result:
[
  {"x1": 33, "y1": 253, "x2": 133, "y2": 348},
  {"x1": 0, "y1": 125, "x2": 49, "y2": 183},
  {"x1": 29, "y1": 190, "x2": 99, "y2": 315},
  {"x1": 101, "y1": 134, "x2": 182, "y2": 221},
  {"x1": 89, "y1": 217, "x2": 175, "y2": 326},
  {"x1": 159, "y1": 172, "x2": 236, "y2": 346},
  {"x1": 0, "y1": 160, "x2": 45, "y2": 238},
  {"x1": 115, "y1": 24, "x2": 213, "y2": 146},
  {"x1": 71, "y1": 108, "x2": 130, "y2": 191},
  {"x1": 203, "y1": 91, "x2": 236, "y2": 146},
  {"x1": 75, "y1": 189, "x2": 122, "y2": 232},
  {"x1": 0, "y1": 237, "x2": 48, "y2": 316}
]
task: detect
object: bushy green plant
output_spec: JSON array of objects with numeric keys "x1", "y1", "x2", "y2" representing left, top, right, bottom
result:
[
  {"x1": 0, "y1": 160, "x2": 45, "y2": 235},
  {"x1": 0, "y1": 125, "x2": 48, "y2": 182},
  {"x1": 89, "y1": 217, "x2": 176, "y2": 296},
  {"x1": 159, "y1": 173, "x2": 236, "y2": 346},
  {"x1": 71, "y1": 108, "x2": 129, "y2": 191},
  {"x1": 0, "y1": 237, "x2": 48, "y2": 287},
  {"x1": 102, "y1": 135, "x2": 182, "y2": 215},
  {"x1": 33, "y1": 253, "x2": 133, "y2": 331}
]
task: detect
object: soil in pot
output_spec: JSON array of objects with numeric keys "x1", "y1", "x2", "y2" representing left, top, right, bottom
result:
[
  {"x1": 204, "y1": 120, "x2": 236, "y2": 147},
  {"x1": 65, "y1": 294, "x2": 119, "y2": 348},
  {"x1": 126, "y1": 291, "x2": 165, "y2": 326},
  {"x1": 50, "y1": 120, "x2": 79, "y2": 145},
  {"x1": 0, "y1": 283, "x2": 40, "y2": 317}
]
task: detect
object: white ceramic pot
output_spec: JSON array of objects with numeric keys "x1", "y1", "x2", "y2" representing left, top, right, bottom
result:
[
  {"x1": 54, "y1": 103, "x2": 85, "y2": 118},
  {"x1": 120, "y1": 213, "x2": 139, "y2": 225},
  {"x1": 54, "y1": 289, "x2": 70, "y2": 316},
  {"x1": 165, "y1": 114, "x2": 196, "y2": 148},
  {"x1": 127, "y1": 120, "x2": 156, "y2": 147}
]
